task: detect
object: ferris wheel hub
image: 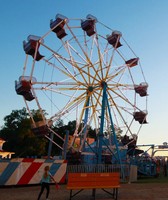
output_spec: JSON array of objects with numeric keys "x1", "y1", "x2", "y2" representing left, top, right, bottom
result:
[
  {"x1": 100, "y1": 81, "x2": 107, "y2": 88},
  {"x1": 87, "y1": 86, "x2": 94, "y2": 92}
]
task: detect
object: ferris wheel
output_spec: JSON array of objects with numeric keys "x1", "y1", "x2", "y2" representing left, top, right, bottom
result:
[{"x1": 15, "y1": 14, "x2": 148, "y2": 163}]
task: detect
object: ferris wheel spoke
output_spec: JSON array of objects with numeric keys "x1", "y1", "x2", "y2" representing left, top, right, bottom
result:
[
  {"x1": 90, "y1": 96, "x2": 100, "y2": 129},
  {"x1": 64, "y1": 41, "x2": 90, "y2": 65},
  {"x1": 54, "y1": 52, "x2": 101, "y2": 84},
  {"x1": 66, "y1": 23, "x2": 94, "y2": 64},
  {"x1": 65, "y1": 45, "x2": 102, "y2": 84},
  {"x1": 43, "y1": 56, "x2": 79, "y2": 82},
  {"x1": 68, "y1": 24, "x2": 103, "y2": 81},
  {"x1": 42, "y1": 44, "x2": 91, "y2": 86},
  {"x1": 51, "y1": 93, "x2": 86, "y2": 122},
  {"x1": 105, "y1": 49, "x2": 117, "y2": 79},
  {"x1": 93, "y1": 35, "x2": 104, "y2": 79},
  {"x1": 52, "y1": 55, "x2": 89, "y2": 84},
  {"x1": 107, "y1": 92, "x2": 135, "y2": 136},
  {"x1": 106, "y1": 67, "x2": 126, "y2": 83},
  {"x1": 62, "y1": 91, "x2": 86, "y2": 113},
  {"x1": 92, "y1": 88, "x2": 103, "y2": 108},
  {"x1": 107, "y1": 87, "x2": 138, "y2": 111}
]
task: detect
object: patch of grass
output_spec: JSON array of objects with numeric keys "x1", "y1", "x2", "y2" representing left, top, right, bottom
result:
[{"x1": 137, "y1": 175, "x2": 168, "y2": 184}]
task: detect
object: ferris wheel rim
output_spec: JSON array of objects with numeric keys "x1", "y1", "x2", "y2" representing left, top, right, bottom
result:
[{"x1": 16, "y1": 14, "x2": 148, "y2": 153}]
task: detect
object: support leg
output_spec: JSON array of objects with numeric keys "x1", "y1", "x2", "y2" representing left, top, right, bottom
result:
[
  {"x1": 115, "y1": 188, "x2": 118, "y2": 200},
  {"x1": 92, "y1": 189, "x2": 96, "y2": 200},
  {"x1": 69, "y1": 189, "x2": 72, "y2": 200}
]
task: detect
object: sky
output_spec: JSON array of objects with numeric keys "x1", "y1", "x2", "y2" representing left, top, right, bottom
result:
[{"x1": 0, "y1": 0, "x2": 168, "y2": 152}]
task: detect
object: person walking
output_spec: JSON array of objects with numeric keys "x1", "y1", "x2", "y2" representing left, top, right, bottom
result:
[{"x1": 37, "y1": 165, "x2": 58, "y2": 200}]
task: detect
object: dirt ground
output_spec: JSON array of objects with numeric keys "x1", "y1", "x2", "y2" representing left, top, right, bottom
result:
[{"x1": 1, "y1": 183, "x2": 168, "y2": 200}]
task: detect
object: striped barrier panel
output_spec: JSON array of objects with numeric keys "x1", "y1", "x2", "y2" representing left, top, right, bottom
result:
[{"x1": 0, "y1": 158, "x2": 67, "y2": 186}]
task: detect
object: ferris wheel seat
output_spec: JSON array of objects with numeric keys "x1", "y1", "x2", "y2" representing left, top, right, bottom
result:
[
  {"x1": 134, "y1": 82, "x2": 148, "y2": 97},
  {"x1": 23, "y1": 40, "x2": 44, "y2": 61},
  {"x1": 15, "y1": 80, "x2": 31, "y2": 91},
  {"x1": 50, "y1": 18, "x2": 67, "y2": 39},
  {"x1": 32, "y1": 125, "x2": 49, "y2": 136},
  {"x1": 23, "y1": 91, "x2": 35, "y2": 101},
  {"x1": 125, "y1": 58, "x2": 139, "y2": 67},
  {"x1": 138, "y1": 119, "x2": 148, "y2": 124},
  {"x1": 133, "y1": 111, "x2": 148, "y2": 124},
  {"x1": 121, "y1": 135, "x2": 130, "y2": 145},
  {"x1": 31, "y1": 121, "x2": 49, "y2": 136},
  {"x1": 27, "y1": 35, "x2": 44, "y2": 43},
  {"x1": 86, "y1": 14, "x2": 98, "y2": 22},
  {"x1": 81, "y1": 19, "x2": 95, "y2": 36},
  {"x1": 56, "y1": 29, "x2": 67, "y2": 39},
  {"x1": 15, "y1": 80, "x2": 31, "y2": 95},
  {"x1": 127, "y1": 148, "x2": 144, "y2": 156},
  {"x1": 121, "y1": 134, "x2": 137, "y2": 146},
  {"x1": 15, "y1": 78, "x2": 35, "y2": 101},
  {"x1": 85, "y1": 28, "x2": 95, "y2": 36},
  {"x1": 107, "y1": 32, "x2": 122, "y2": 48}
]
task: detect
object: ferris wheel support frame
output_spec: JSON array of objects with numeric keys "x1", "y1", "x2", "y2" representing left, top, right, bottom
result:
[
  {"x1": 81, "y1": 96, "x2": 90, "y2": 150},
  {"x1": 98, "y1": 82, "x2": 122, "y2": 165}
]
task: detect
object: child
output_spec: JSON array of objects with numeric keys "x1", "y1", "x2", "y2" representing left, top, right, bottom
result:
[{"x1": 37, "y1": 165, "x2": 58, "y2": 200}]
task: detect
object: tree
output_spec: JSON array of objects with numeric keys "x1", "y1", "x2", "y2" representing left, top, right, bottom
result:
[{"x1": 0, "y1": 108, "x2": 47, "y2": 157}]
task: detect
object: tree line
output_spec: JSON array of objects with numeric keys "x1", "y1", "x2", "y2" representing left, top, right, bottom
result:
[{"x1": 0, "y1": 108, "x2": 96, "y2": 158}]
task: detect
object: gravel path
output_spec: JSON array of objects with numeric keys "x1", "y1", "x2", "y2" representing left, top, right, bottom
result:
[{"x1": 1, "y1": 182, "x2": 168, "y2": 200}]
